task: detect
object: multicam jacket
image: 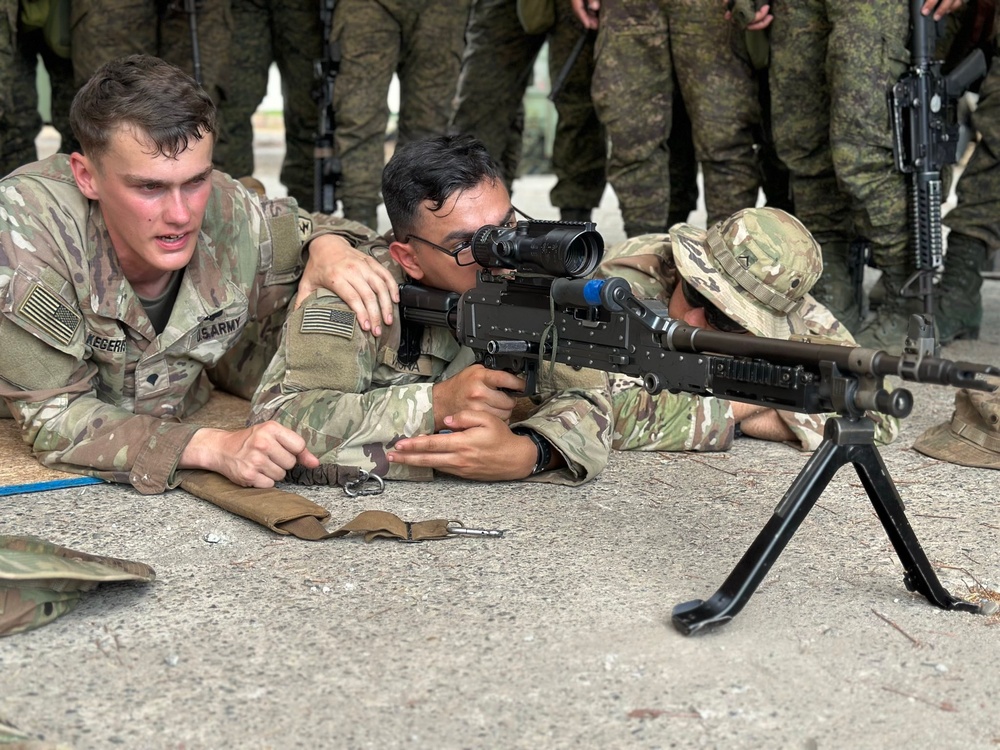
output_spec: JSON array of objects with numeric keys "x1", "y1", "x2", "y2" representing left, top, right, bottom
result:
[
  {"x1": 0, "y1": 155, "x2": 374, "y2": 493},
  {"x1": 250, "y1": 241, "x2": 614, "y2": 485},
  {"x1": 600, "y1": 234, "x2": 900, "y2": 452}
]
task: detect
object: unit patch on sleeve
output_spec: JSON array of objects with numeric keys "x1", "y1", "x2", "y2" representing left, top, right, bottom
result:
[
  {"x1": 16, "y1": 283, "x2": 81, "y2": 346},
  {"x1": 300, "y1": 307, "x2": 357, "y2": 339}
]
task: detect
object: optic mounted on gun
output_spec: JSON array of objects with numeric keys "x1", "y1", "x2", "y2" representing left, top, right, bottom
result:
[{"x1": 470, "y1": 219, "x2": 604, "y2": 278}]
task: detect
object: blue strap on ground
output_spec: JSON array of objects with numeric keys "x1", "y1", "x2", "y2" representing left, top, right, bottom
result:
[{"x1": 0, "y1": 476, "x2": 103, "y2": 497}]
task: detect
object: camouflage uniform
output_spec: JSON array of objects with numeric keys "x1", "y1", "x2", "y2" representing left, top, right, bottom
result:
[
  {"x1": 250, "y1": 239, "x2": 614, "y2": 486},
  {"x1": 0, "y1": 0, "x2": 78, "y2": 176},
  {"x1": 591, "y1": 0, "x2": 763, "y2": 236},
  {"x1": 598, "y1": 212, "x2": 899, "y2": 453},
  {"x1": 70, "y1": 0, "x2": 232, "y2": 108},
  {"x1": 768, "y1": 0, "x2": 912, "y2": 343},
  {"x1": 0, "y1": 154, "x2": 375, "y2": 493},
  {"x1": 214, "y1": 0, "x2": 321, "y2": 207},
  {"x1": 450, "y1": 0, "x2": 606, "y2": 219},
  {"x1": 332, "y1": 0, "x2": 472, "y2": 230}
]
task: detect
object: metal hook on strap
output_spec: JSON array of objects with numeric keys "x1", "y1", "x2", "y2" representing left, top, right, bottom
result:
[{"x1": 344, "y1": 470, "x2": 385, "y2": 497}]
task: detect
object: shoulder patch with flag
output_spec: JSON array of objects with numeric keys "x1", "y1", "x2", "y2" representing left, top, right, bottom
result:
[
  {"x1": 301, "y1": 307, "x2": 356, "y2": 339},
  {"x1": 16, "y1": 283, "x2": 81, "y2": 346}
]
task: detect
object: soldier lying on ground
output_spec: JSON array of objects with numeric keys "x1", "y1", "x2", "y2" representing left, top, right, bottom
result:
[
  {"x1": 601, "y1": 207, "x2": 899, "y2": 452},
  {"x1": 0, "y1": 54, "x2": 398, "y2": 494},
  {"x1": 250, "y1": 134, "x2": 614, "y2": 484}
]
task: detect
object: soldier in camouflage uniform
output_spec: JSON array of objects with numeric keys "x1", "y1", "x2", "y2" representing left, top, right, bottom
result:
[
  {"x1": 251, "y1": 134, "x2": 614, "y2": 484},
  {"x1": 572, "y1": 0, "x2": 764, "y2": 236},
  {"x1": 0, "y1": 0, "x2": 79, "y2": 176},
  {"x1": 599, "y1": 207, "x2": 899, "y2": 452},
  {"x1": 70, "y1": 0, "x2": 232, "y2": 110},
  {"x1": 214, "y1": 0, "x2": 322, "y2": 208},
  {"x1": 450, "y1": 0, "x2": 606, "y2": 223},
  {"x1": 939, "y1": 44, "x2": 1000, "y2": 344},
  {"x1": 0, "y1": 55, "x2": 398, "y2": 494},
  {"x1": 757, "y1": 1, "x2": 967, "y2": 351},
  {"x1": 332, "y1": 0, "x2": 472, "y2": 231}
]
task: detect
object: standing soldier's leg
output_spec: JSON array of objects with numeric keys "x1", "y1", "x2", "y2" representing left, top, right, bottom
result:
[
  {"x1": 0, "y1": 0, "x2": 14, "y2": 174},
  {"x1": 828, "y1": 0, "x2": 911, "y2": 352},
  {"x1": 274, "y1": 0, "x2": 323, "y2": 208},
  {"x1": 667, "y1": 84, "x2": 700, "y2": 228},
  {"x1": 591, "y1": 0, "x2": 673, "y2": 237},
  {"x1": 547, "y1": 0, "x2": 606, "y2": 222},
  {"x1": 158, "y1": 0, "x2": 232, "y2": 106},
  {"x1": 395, "y1": 0, "x2": 471, "y2": 147},
  {"x1": 216, "y1": 0, "x2": 274, "y2": 185},
  {"x1": 938, "y1": 50, "x2": 1000, "y2": 343},
  {"x1": 671, "y1": 0, "x2": 761, "y2": 227},
  {"x1": 451, "y1": 0, "x2": 544, "y2": 189},
  {"x1": 70, "y1": 0, "x2": 158, "y2": 88},
  {"x1": 39, "y1": 40, "x2": 79, "y2": 155},
  {"x1": 332, "y1": 0, "x2": 400, "y2": 231},
  {"x1": 2, "y1": 16, "x2": 41, "y2": 174},
  {"x1": 769, "y1": 0, "x2": 859, "y2": 331}
]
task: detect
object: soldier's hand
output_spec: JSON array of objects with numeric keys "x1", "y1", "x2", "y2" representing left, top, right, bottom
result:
[
  {"x1": 387, "y1": 412, "x2": 540, "y2": 480},
  {"x1": 722, "y1": 0, "x2": 772, "y2": 30},
  {"x1": 572, "y1": 0, "x2": 600, "y2": 29},
  {"x1": 299, "y1": 234, "x2": 398, "y2": 335},
  {"x1": 431, "y1": 364, "x2": 522, "y2": 431},
  {"x1": 181, "y1": 422, "x2": 320, "y2": 488},
  {"x1": 921, "y1": 0, "x2": 964, "y2": 20}
]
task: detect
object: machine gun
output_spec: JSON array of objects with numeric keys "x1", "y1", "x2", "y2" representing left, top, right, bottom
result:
[
  {"x1": 313, "y1": 0, "x2": 342, "y2": 214},
  {"x1": 889, "y1": 0, "x2": 987, "y2": 334},
  {"x1": 400, "y1": 218, "x2": 1000, "y2": 635}
]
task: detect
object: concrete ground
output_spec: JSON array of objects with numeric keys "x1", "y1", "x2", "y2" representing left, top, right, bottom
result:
[{"x1": 2, "y1": 129, "x2": 999, "y2": 750}]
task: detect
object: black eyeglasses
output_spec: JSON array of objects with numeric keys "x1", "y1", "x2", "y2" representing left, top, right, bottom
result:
[
  {"x1": 679, "y1": 278, "x2": 749, "y2": 334},
  {"x1": 403, "y1": 207, "x2": 527, "y2": 266}
]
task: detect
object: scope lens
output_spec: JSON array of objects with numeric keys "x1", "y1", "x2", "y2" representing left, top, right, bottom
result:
[{"x1": 470, "y1": 222, "x2": 604, "y2": 278}]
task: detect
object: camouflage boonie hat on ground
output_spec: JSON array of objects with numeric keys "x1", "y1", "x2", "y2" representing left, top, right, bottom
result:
[
  {"x1": 670, "y1": 208, "x2": 823, "y2": 339},
  {"x1": 0, "y1": 535, "x2": 155, "y2": 636},
  {"x1": 913, "y1": 381, "x2": 1000, "y2": 469}
]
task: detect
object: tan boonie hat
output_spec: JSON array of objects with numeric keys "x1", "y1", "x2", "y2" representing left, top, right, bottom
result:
[
  {"x1": 670, "y1": 207, "x2": 824, "y2": 339},
  {"x1": 0, "y1": 535, "x2": 155, "y2": 636},
  {"x1": 913, "y1": 383, "x2": 1000, "y2": 469}
]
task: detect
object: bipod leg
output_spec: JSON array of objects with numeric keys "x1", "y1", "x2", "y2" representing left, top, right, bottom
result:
[
  {"x1": 672, "y1": 420, "x2": 856, "y2": 635},
  {"x1": 850, "y1": 439, "x2": 979, "y2": 614}
]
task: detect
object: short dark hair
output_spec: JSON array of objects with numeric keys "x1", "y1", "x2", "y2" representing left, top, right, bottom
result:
[
  {"x1": 381, "y1": 134, "x2": 503, "y2": 238},
  {"x1": 69, "y1": 54, "x2": 217, "y2": 162}
]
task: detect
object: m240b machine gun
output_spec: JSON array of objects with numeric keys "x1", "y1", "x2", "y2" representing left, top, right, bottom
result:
[{"x1": 400, "y1": 219, "x2": 999, "y2": 635}]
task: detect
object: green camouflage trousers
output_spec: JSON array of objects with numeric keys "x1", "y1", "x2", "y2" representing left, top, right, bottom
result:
[
  {"x1": 0, "y1": 7, "x2": 76, "y2": 176},
  {"x1": 451, "y1": 0, "x2": 606, "y2": 212},
  {"x1": 214, "y1": 0, "x2": 321, "y2": 208},
  {"x1": 945, "y1": 50, "x2": 1000, "y2": 251},
  {"x1": 769, "y1": 0, "x2": 910, "y2": 268},
  {"x1": 70, "y1": 0, "x2": 232, "y2": 107},
  {"x1": 332, "y1": 0, "x2": 471, "y2": 227},
  {"x1": 591, "y1": 0, "x2": 762, "y2": 235}
]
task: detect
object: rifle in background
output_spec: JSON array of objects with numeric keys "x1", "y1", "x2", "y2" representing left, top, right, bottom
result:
[
  {"x1": 889, "y1": 0, "x2": 986, "y2": 333},
  {"x1": 313, "y1": 0, "x2": 342, "y2": 214}
]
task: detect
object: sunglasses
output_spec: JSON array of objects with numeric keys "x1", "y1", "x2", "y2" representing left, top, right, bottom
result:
[{"x1": 679, "y1": 278, "x2": 749, "y2": 334}]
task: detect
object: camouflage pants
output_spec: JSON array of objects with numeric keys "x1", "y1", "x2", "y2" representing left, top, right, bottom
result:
[
  {"x1": 769, "y1": 0, "x2": 910, "y2": 268},
  {"x1": 451, "y1": 0, "x2": 606, "y2": 212},
  {"x1": 214, "y1": 0, "x2": 321, "y2": 208},
  {"x1": 0, "y1": 11, "x2": 77, "y2": 176},
  {"x1": 945, "y1": 50, "x2": 1000, "y2": 252},
  {"x1": 332, "y1": 0, "x2": 471, "y2": 226},
  {"x1": 591, "y1": 0, "x2": 762, "y2": 235},
  {"x1": 70, "y1": 0, "x2": 232, "y2": 108}
]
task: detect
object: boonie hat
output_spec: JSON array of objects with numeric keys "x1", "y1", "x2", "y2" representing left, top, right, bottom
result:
[
  {"x1": 913, "y1": 383, "x2": 1000, "y2": 469},
  {"x1": 670, "y1": 207, "x2": 823, "y2": 339}
]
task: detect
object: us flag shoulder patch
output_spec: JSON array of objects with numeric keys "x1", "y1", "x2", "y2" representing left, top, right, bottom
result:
[
  {"x1": 17, "y1": 283, "x2": 81, "y2": 346},
  {"x1": 300, "y1": 306, "x2": 356, "y2": 339}
]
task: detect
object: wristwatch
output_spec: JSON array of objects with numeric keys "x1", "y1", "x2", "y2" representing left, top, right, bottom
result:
[{"x1": 511, "y1": 426, "x2": 552, "y2": 475}]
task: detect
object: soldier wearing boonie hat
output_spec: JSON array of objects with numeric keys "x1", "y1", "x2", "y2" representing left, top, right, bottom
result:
[
  {"x1": 599, "y1": 206, "x2": 900, "y2": 453},
  {"x1": 913, "y1": 381, "x2": 1000, "y2": 470}
]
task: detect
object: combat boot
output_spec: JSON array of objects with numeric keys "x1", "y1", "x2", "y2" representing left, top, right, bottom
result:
[
  {"x1": 855, "y1": 265, "x2": 917, "y2": 355},
  {"x1": 934, "y1": 234, "x2": 987, "y2": 344},
  {"x1": 809, "y1": 241, "x2": 863, "y2": 333}
]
